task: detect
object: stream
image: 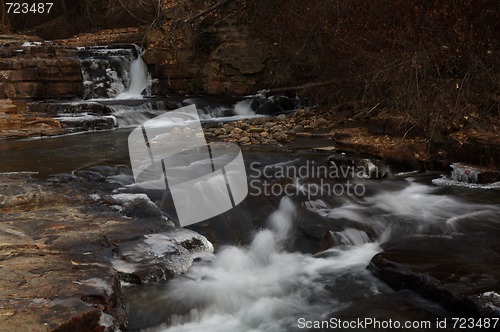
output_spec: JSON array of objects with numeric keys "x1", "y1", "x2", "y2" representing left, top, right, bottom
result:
[{"x1": 1, "y1": 44, "x2": 499, "y2": 331}]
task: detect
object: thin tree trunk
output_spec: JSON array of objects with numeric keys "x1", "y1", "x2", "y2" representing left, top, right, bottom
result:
[
  {"x1": 61, "y1": 0, "x2": 68, "y2": 14},
  {"x1": 1, "y1": 1, "x2": 10, "y2": 28},
  {"x1": 117, "y1": 0, "x2": 150, "y2": 24}
]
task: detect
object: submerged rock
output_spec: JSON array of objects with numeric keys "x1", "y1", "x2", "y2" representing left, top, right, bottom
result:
[{"x1": 328, "y1": 152, "x2": 390, "y2": 179}]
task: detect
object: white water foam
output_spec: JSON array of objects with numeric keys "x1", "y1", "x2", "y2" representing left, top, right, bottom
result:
[
  {"x1": 143, "y1": 197, "x2": 380, "y2": 332},
  {"x1": 55, "y1": 114, "x2": 117, "y2": 126},
  {"x1": 432, "y1": 176, "x2": 500, "y2": 190},
  {"x1": 109, "y1": 104, "x2": 164, "y2": 128},
  {"x1": 233, "y1": 99, "x2": 256, "y2": 116}
]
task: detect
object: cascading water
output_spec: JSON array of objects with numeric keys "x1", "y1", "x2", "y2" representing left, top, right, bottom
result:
[
  {"x1": 78, "y1": 45, "x2": 151, "y2": 100},
  {"x1": 49, "y1": 50, "x2": 300, "y2": 132},
  {"x1": 115, "y1": 53, "x2": 152, "y2": 100},
  {"x1": 47, "y1": 44, "x2": 157, "y2": 131},
  {"x1": 126, "y1": 197, "x2": 381, "y2": 332}
]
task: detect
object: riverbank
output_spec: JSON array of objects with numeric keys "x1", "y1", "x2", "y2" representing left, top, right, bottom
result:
[
  {"x1": 2, "y1": 96, "x2": 499, "y2": 170},
  {"x1": 201, "y1": 105, "x2": 500, "y2": 171}
]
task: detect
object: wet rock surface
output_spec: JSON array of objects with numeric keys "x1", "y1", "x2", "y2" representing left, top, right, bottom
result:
[
  {"x1": 449, "y1": 163, "x2": 500, "y2": 185},
  {"x1": 369, "y1": 234, "x2": 500, "y2": 318},
  {"x1": 0, "y1": 173, "x2": 211, "y2": 330},
  {"x1": 113, "y1": 230, "x2": 213, "y2": 285}
]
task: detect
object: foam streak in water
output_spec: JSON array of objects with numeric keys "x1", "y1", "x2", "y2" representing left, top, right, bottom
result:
[{"x1": 308, "y1": 179, "x2": 500, "y2": 239}]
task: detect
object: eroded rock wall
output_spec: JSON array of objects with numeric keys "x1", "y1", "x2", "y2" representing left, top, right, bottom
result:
[
  {"x1": 0, "y1": 45, "x2": 83, "y2": 100},
  {"x1": 144, "y1": 0, "x2": 275, "y2": 95},
  {"x1": 0, "y1": 40, "x2": 83, "y2": 138}
]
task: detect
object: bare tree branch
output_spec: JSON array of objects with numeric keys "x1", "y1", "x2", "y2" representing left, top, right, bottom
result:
[
  {"x1": 185, "y1": 0, "x2": 235, "y2": 23},
  {"x1": 117, "y1": 0, "x2": 151, "y2": 24}
]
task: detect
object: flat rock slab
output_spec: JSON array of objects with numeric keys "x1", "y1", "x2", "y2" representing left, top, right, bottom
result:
[
  {"x1": 0, "y1": 174, "x2": 211, "y2": 331},
  {"x1": 0, "y1": 248, "x2": 122, "y2": 331},
  {"x1": 369, "y1": 234, "x2": 500, "y2": 317}
]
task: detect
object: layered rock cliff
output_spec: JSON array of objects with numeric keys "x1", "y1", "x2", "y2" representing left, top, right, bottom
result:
[{"x1": 144, "y1": 0, "x2": 275, "y2": 95}]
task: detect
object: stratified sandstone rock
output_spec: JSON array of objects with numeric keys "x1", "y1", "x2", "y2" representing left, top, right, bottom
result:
[
  {"x1": 0, "y1": 98, "x2": 64, "y2": 139},
  {"x1": 0, "y1": 174, "x2": 127, "y2": 331},
  {"x1": 0, "y1": 44, "x2": 83, "y2": 100}
]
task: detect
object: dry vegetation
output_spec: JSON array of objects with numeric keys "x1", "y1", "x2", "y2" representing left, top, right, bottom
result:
[
  {"x1": 242, "y1": 0, "x2": 499, "y2": 131},
  {"x1": 153, "y1": 0, "x2": 499, "y2": 135}
]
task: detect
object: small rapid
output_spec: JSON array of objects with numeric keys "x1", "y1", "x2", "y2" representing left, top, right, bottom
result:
[
  {"x1": 128, "y1": 197, "x2": 380, "y2": 332},
  {"x1": 123, "y1": 175, "x2": 500, "y2": 331}
]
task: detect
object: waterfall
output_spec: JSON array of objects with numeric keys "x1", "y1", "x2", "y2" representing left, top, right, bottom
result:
[
  {"x1": 116, "y1": 53, "x2": 152, "y2": 100},
  {"x1": 78, "y1": 45, "x2": 151, "y2": 100}
]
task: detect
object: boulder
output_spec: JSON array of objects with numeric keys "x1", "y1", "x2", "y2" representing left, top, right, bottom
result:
[
  {"x1": 450, "y1": 163, "x2": 500, "y2": 184},
  {"x1": 369, "y1": 234, "x2": 500, "y2": 317},
  {"x1": 328, "y1": 152, "x2": 390, "y2": 179}
]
